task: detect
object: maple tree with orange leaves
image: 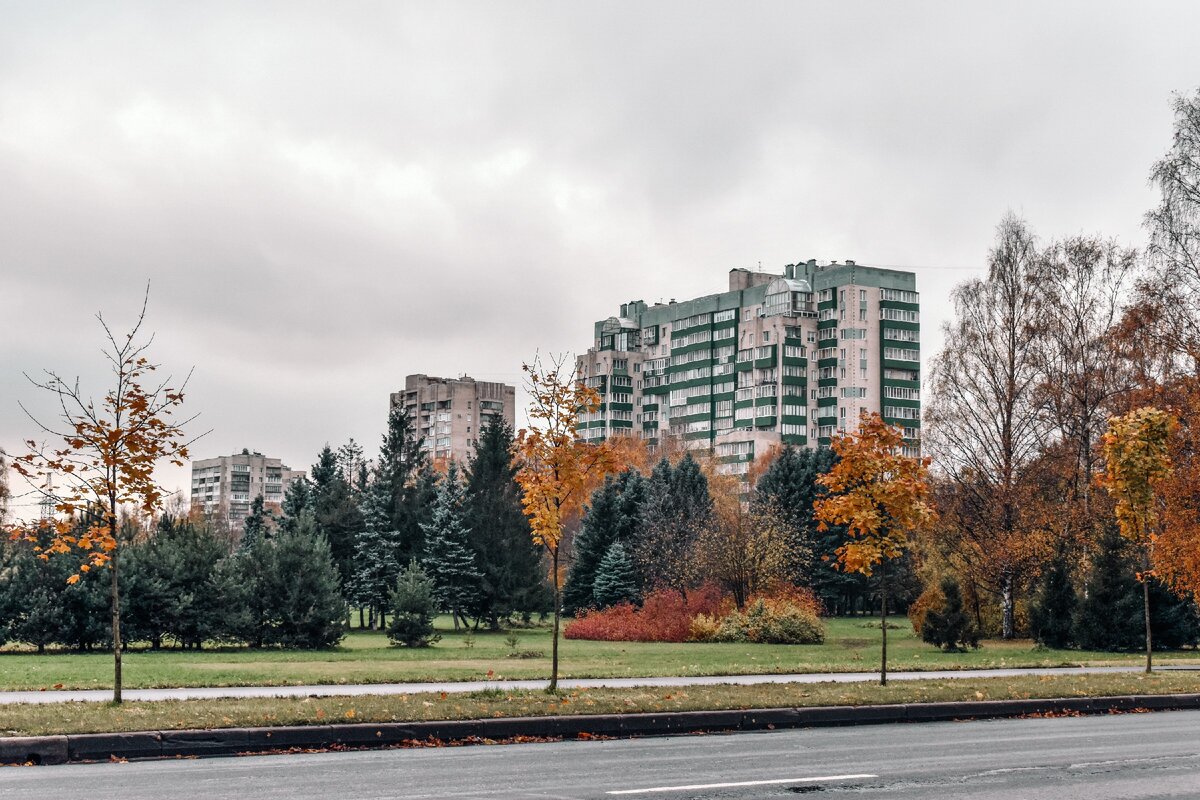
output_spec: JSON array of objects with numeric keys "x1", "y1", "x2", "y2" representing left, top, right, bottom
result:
[
  {"x1": 6, "y1": 292, "x2": 197, "y2": 703},
  {"x1": 513, "y1": 355, "x2": 620, "y2": 691},
  {"x1": 814, "y1": 412, "x2": 935, "y2": 686}
]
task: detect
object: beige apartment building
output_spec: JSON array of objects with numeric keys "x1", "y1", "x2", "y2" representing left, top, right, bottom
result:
[
  {"x1": 390, "y1": 374, "x2": 516, "y2": 463},
  {"x1": 190, "y1": 450, "x2": 306, "y2": 530},
  {"x1": 577, "y1": 260, "x2": 920, "y2": 475}
]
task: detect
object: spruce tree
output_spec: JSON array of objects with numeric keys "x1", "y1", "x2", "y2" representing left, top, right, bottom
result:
[
  {"x1": 1029, "y1": 559, "x2": 1077, "y2": 649},
  {"x1": 1075, "y1": 527, "x2": 1145, "y2": 651},
  {"x1": 563, "y1": 476, "x2": 622, "y2": 615},
  {"x1": 352, "y1": 465, "x2": 403, "y2": 626},
  {"x1": 280, "y1": 477, "x2": 313, "y2": 532},
  {"x1": 920, "y1": 577, "x2": 980, "y2": 651},
  {"x1": 636, "y1": 457, "x2": 709, "y2": 596},
  {"x1": 241, "y1": 495, "x2": 271, "y2": 550},
  {"x1": 387, "y1": 560, "x2": 441, "y2": 647},
  {"x1": 592, "y1": 542, "x2": 640, "y2": 608},
  {"x1": 401, "y1": 463, "x2": 440, "y2": 564},
  {"x1": 756, "y1": 446, "x2": 865, "y2": 613},
  {"x1": 261, "y1": 514, "x2": 348, "y2": 648},
  {"x1": 421, "y1": 464, "x2": 481, "y2": 630},
  {"x1": 465, "y1": 418, "x2": 550, "y2": 627},
  {"x1": 310, "y1": 444, "x2": 362, "y2": 594},
  {"x1": 124, "y1": 514, "x2": 227, "y2": 649}
]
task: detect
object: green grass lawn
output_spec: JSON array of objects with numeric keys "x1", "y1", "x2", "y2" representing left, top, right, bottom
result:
[
  {"x1": 4, "y1": 671, "x2": 1200, "y2": 737},
  {"x1": 1, "y1": 617, "x2": 1196, "y2": 692}
]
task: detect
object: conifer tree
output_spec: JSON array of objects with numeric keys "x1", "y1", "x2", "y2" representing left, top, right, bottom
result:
[
  {"x1": 387, "y1": 560, "x2": 441, "y2": 647},
  {"x1": 465, "y1": 419, "x2": 549, "y2": 627},
  {"x1": 920, "y1": 577, "x2": 980, "y2": 651},
  {"x1": 123, "y1": 513, "x2": 227, "y2": 649},
  {"x1": 280, "y1": 477, "x2": 313, "y2": 532},
  {"x1": 563, "y1": 476, "x2": 622, "y2": 615},
  {"x1": 592, "y1": 541, "x2": 640, "y2": 608},
  {"x1": 241, "y1": 495, "x2": 271, "y2": 550},
  {"x1": 1029, "y1": 559, "x2": 1077, "y2": 649},
  {"x1": 1074, "y1": 527, "x2": 1145, "y2": 651},
  {"x1": 310, "y1": 444, "x2": 362, "y2": 593},
  {"x1": 422, "y1": 464, "x2": 481, "y2": 630},
  {"x1": 756, "y1": 445, "x2": 865, "y2": 611},
  {"x1": 352, "y1": 465, "x2": 403, "y2": 626},
  {"x1": 636, "y1": 457, "x2": 710, "y2": 597},
  {"x1": 261, "y1": 514, "x2": 347, "y2": 648}
]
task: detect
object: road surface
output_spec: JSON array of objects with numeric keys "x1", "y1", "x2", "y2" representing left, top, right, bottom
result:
[
  {"x1": 4, "y1": 708, "x2": 1199, "y2": 798},
  {"x1": 5, "y1": 664, "x2": 1197, "y2": 704}
]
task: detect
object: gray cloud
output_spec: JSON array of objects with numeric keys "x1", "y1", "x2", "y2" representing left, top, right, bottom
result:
[{"x1": 2, "y1": 1, "x2": 1198, "y2": 512}]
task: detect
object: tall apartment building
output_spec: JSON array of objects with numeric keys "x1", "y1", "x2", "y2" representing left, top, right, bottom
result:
[
  {"x1": 190, "y1": 450, "x2": 306, "y2": 530},
  {"x1": 390, "y1": 374, "x2": 517, "y2": 463},
  {"x1": 577, "y1": 260, "x2": 920, "y2": 474}
]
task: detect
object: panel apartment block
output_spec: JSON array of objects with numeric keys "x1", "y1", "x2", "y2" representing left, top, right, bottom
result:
[
  {"x1": 390, "y1": 374, "x2": 517, "y2": 463},
  {"x1": 190, "y1": 450, "x2": 306, "y2": 530},
  {"x1": 576, "y1": 260, "x2": 920, "y2": 474}
]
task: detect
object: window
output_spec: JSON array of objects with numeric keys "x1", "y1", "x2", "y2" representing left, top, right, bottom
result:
[
  {"x1": 884, "y1": 386, "x2": 921, "y2": 401},
  {"x1": 884, "y1": 347, "x2": 920, "y2": 362},
  {"x1": 762, "y1": 331, "x2": 770, "y2": 343},
  {"x1": 840, "y1": 328, "x2": 867, "y2": 339},
  {"x1": 880, "y1": 288, "x2": 920, "y2": 303},
  {"x1": 884, "y1": 405, "x2": 922, "y2": 420},
  {"x1": 883, "y1": 327, "x2": 920, "y2": 342},
  {"x1": 840, "y1": 387, "x2": 867, "y2": 398},
  {"x1": 714, "y1": 308, "x2": 737, "y2": 323},
  {"x1": 881, "y1": 308, "x2": 920, "y2": 323},
  {"x1": 884, "y1": 368, "x2": 920, "y2": 381},
  {"x1": 784, "y1": 345, "x2": 806, "y2": 359},
  {"x1": 671, "y1": 313, "x2": 712, "y2": 332},
  {"x1": 781, "y1": 423, "x2": 806, "y2": 436},
  {"x1": 807, "y1": 330, "x2": 816, "y2": 343},
  {"x1": 716, "y1": 441, "x2": 754, "y2": 457}
]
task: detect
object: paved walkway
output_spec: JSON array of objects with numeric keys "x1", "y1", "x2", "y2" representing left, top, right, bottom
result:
[{"x1": 2, "y1": 664, "x2": 1196, "y2": 705}]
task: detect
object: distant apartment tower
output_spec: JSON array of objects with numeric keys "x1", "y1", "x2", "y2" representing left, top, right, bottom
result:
[
  {"x1": 390, "y1": 374, "x2": 517, "y2": 462},
  {"x1": 577, "y1": 260, "x2": 920, "y2": 474},
  {"x1": 190, "y1": 450, "x2": 306, "y2": 530}
]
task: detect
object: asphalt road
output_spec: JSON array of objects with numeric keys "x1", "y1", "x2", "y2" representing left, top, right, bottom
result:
[
  {"x1": 5, "y1": 709, "x2": 1199, "y2": 799},
  {"x1": 6, "y1": 664, "x2": 1196, "y2": 705}
]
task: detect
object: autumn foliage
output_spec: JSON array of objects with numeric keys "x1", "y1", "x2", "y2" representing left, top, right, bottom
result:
[{"x1": 564, "y1": 584, "x2": 725, "y2": 643}]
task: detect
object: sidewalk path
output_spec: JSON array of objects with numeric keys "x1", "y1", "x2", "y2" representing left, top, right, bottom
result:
[{"x1": 2, "y1": 664, "x2": 1196, "y2": 705}]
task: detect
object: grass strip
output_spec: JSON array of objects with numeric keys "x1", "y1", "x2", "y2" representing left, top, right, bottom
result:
[
  {"x1": 3, "y1": 671, "x2": 1199, "y2": 738},
  {"x1": 3, "y1": 619, "x2": 1199, "y2": 692}
]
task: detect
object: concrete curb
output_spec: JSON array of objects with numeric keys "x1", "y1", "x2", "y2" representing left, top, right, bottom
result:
[{"x1": 4, "y1": 693, "x2": 1200, "y2": 765}]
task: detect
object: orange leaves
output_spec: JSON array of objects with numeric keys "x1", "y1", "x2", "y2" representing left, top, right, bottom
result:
[
  {"x1": 8, "y1": 298, "x2": 193, "y2": 588},
  {"x1": 513, "y1": 357, "x2": 621, "y2": 556},
  {"x1": 814, "y1": 412, "x2": 935, "y2": 577}
]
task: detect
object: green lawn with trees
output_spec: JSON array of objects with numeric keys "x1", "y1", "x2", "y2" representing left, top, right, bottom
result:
[{"x1": 1, "y1": 617, "x2": 1196, "y2": 692}]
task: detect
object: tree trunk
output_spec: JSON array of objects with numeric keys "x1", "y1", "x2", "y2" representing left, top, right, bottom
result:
[
  {"x1": 880, "y1": 578, "x2": 888, "y2": 687},
  {"x1": 359, "y1": 607, "x2": 365, "y2": 629},
  {"x1": 1143, "y1": 561, "x2": 1153, "y2": 674},
  {"x1": 110, "y1": 516, "x2": 122, "y2": 705},
  {"x1": 1001, "y1": 570, "x2": 1015, "y2": 640},
  {"x1": 550, "y1": 546, "x2": 561, "y2": 693}
]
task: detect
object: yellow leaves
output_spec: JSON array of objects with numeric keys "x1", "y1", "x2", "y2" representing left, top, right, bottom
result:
[
  {"x1": 66, "y1": 574, "x2": 80, "y2": 585},
  {"x1": 514, "y1": 356, "x2": 623, "y2": 558},
  {"x1": 1099, "y1": 406, "x2": 1175, "y2": 550}
]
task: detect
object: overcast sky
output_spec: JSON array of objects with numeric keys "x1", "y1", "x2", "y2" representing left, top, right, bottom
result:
[{"x1": 2, "y1": 1, "x2": 1198, "y2": 515}]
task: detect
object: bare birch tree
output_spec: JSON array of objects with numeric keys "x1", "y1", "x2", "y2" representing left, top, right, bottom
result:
[{"x1": 925, "y1": 213, "x2": 1049, "y2": 638}]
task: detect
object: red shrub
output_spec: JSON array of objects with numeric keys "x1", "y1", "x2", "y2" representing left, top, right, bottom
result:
[{"x1": 564, "y1": 583, "x2": 727, "y2": 642}]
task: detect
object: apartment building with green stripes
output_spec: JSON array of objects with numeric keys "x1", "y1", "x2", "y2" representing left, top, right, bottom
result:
[{"x1": 576, "y1": 260, "x2": 920, "y2": 475}]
